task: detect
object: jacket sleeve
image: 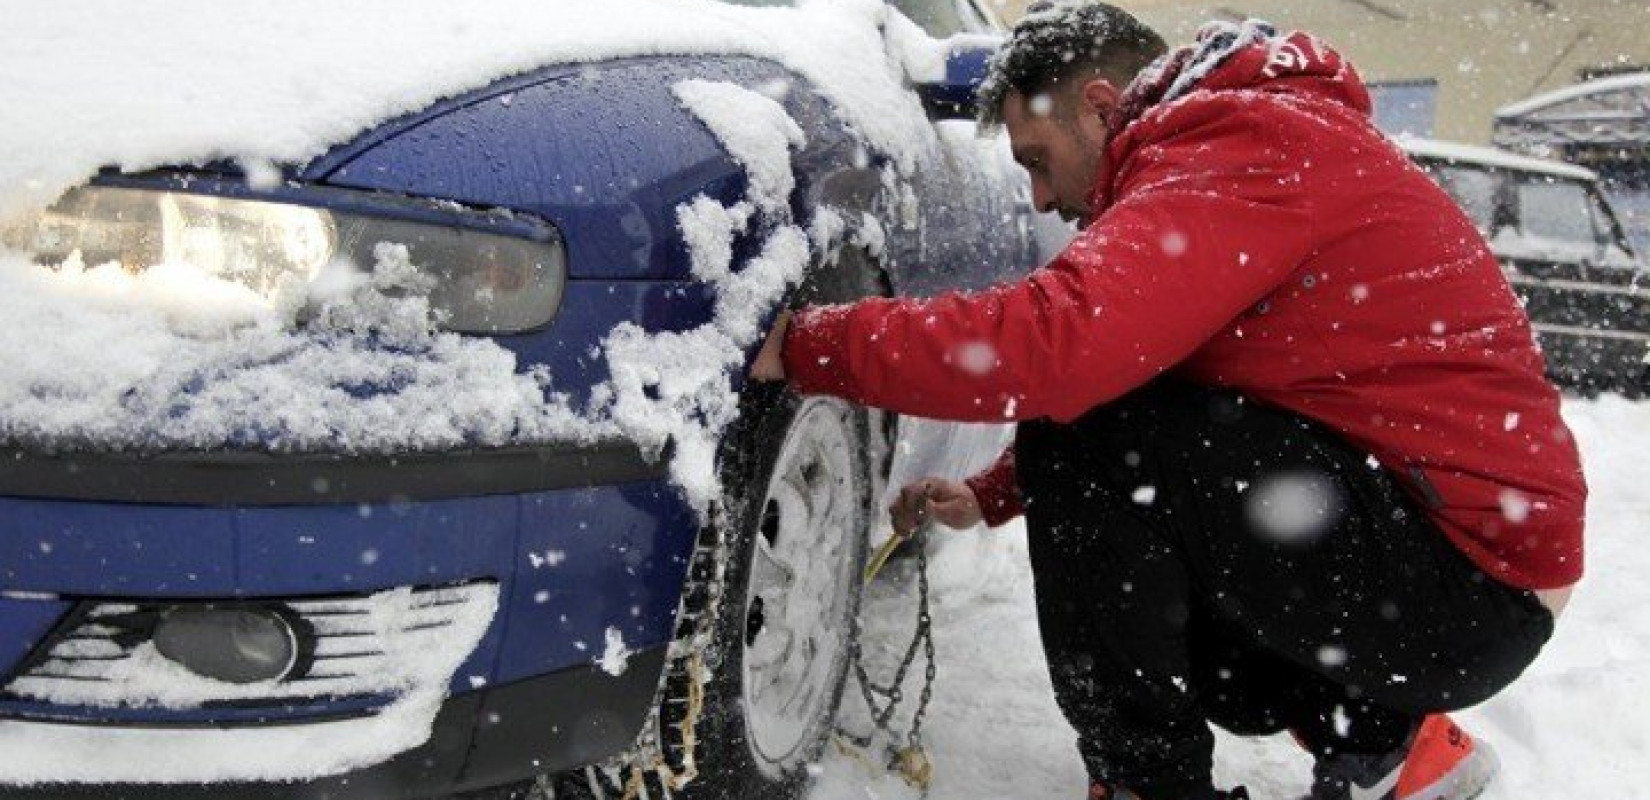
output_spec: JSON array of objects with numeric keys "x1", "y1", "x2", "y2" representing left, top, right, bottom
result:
[
  {"x1": 781, "y1": 111, "x2": 1318, "y2": 424},
  {"x1": 963, "y1": 446, "x2": 1023, "y2": 527}
]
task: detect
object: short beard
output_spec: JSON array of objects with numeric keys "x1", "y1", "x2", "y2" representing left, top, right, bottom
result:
[{"x1": 1059, "y1": 117, "x2": 1108, "y2": 226}]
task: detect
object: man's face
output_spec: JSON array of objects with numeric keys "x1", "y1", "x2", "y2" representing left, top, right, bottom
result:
[{"x1": 1003, "y1": 81, "x2": 1118, "y2": 225}]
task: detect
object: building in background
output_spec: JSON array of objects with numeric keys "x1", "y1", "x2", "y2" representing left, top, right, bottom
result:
[
  {"x1": 1368, "y1": 77, "x2": 1440, "y2": 138},
  {"x1": 993, "y1": 0, "x2": 1648, "y2": 146}
]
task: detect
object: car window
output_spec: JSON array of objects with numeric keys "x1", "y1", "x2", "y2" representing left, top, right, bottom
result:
[
  {"x1": 1433, "y1": 164, "x2": 1499, "y2": 232},
  {"x1": 1587, "y1": 187, "x2": 1638, "y2": 262},
  {"x1": 1518, "y1": 177, "x2": 1596, "y2": 246},
  {"x1": 1605, "y1": 188, "x2": 1650, "y2": 259},
  {"x1": 891, "y1": 0, "x2": 969, "y2": 37}
]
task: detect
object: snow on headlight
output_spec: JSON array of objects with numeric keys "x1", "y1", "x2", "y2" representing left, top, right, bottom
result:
[{"x1": 0, "y1": 228, "x2": 596, "y2": 455}]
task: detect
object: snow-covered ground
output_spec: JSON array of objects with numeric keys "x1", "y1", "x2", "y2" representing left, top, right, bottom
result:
[{"x1": 813, "y1": 396, "x2": 1650, "y2": 799}]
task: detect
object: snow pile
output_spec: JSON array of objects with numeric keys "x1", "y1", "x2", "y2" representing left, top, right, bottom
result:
[
  {"x1": 0, "y1": 245, "x2": 599, "y2": 454},
  {"x1": 673, "y1": 79, "x2": 806, "y2": 214},
  {"x1": 598, "y1": 626, "x2": 634, "y2": 678}
]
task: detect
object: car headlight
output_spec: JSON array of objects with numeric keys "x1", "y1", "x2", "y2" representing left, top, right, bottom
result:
[{"x1": 0, "y1": 186, "x2": 566, "y2": 334}]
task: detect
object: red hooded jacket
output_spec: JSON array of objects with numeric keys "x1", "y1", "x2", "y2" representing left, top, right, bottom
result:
[{"x1": 781, "y1": 30, "x2": 1586, "y2": 590}]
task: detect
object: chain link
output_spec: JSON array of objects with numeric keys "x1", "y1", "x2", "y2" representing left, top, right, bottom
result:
[
  {"x1": 597, "y1": 447, "x2": 941, "y2": 798},
  {"x1": 910, "y1": 527, "x2": 936, "y2": 748},
  {"x1": 847, "y1": 522, "x2": 937, "y2": 753},
  {"x1": 598, "y1": 500, "x2": 730, "y2": 800}
]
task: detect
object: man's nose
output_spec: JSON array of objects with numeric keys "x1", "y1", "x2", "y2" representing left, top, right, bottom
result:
[{"x1": 1031, "y1": 179, "x2": 1056, "y2": 214}]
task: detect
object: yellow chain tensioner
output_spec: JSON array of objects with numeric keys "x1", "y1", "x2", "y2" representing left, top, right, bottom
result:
[
  {"x1": 623, "y1": 506, "x2": 934, "y2": 798},
  {"x1": 830, "y1": 733, "x2": 934, "y2": 792}
]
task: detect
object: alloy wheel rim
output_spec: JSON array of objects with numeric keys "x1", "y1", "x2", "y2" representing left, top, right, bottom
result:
[{"x1": 741, "y1": 399, "x2": 863, "y2": 774}]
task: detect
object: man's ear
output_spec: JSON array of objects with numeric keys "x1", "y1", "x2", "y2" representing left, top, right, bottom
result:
[{"x1": 1079, "y1": 78, "x2": 1121, "y2": 120}]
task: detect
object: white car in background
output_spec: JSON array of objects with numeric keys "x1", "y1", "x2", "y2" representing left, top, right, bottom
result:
[{"x1": 1402, "y1": 137, "x2": 1648, "y2": 397}]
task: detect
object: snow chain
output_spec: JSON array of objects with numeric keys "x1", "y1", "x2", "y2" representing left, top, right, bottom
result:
[
  {"x1": 843, "y1": 523, "x2": 938, "y2": 793},
  {"x1": 597, "y1": 504, "x2": 939, "y2": 799},
  {"x1": 615, "y1": 651, "x2": 706, "y2": 800},
  {"x1": 598, "y1": 501, "x2": 731, "y2": 800}
]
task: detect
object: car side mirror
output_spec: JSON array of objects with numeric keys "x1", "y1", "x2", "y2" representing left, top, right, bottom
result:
[{"x1": 914, "y1": 36, "x2": 1001, "y2": 121}]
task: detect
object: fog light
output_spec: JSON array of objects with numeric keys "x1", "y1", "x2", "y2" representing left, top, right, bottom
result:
[{"x1": 152, "y1": 607, "x2": 300, "y2": 684}]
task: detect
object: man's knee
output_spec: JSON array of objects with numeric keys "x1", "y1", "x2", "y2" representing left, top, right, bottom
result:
[
  {"x1": 1014, "y1": 380, "x2": 1192, "y2": 487},
  {"x1": 1057, "y1": 379, "x2": 1251, "y2": 466},
  {"x1": 1200, "y1": 673, "x2": 1294, "y2": 737}
]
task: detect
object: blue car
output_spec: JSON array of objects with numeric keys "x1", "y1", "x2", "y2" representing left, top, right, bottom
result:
[{"x1": 0, "y1": 1, "x2": 1052, "y2": 798}]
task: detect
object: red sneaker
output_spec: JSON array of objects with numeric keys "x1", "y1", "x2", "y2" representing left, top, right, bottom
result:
[
  {"x1": 1090, "y1": 784, "x2": 1132, "y2": 800},
  {"x1": 1309, "y1": 714, "x2": 1498, "y2": 800}
]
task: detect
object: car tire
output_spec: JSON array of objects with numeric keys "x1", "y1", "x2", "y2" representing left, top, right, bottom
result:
[
  {"x1": 512, "y1": 388, "x2": 870, "y2": 800},
  {"x1": 534, "y1": 245, "x2": 888, "y2": 800},
  {"x1": 665, "y1": 382, "x2": 872, "y2": 799}
]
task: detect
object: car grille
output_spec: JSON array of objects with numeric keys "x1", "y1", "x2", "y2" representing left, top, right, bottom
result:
[{"x1": 3, "y1": 582, "x2": 498, "y2": 711}]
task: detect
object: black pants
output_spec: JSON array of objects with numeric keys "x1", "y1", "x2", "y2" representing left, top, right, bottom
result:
[{"x1": 1014, "y1": 379, "x2": 1554, "y2": 799}]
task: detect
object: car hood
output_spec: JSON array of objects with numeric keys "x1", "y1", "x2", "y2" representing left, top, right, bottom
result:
[{"x1": 0, "y1": 0, "x2": 935, "y2": 227}]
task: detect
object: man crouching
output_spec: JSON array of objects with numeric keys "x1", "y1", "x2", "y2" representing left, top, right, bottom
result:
[{"x1": 753, "y1": 2, "x2": 1583, "y2": 797}]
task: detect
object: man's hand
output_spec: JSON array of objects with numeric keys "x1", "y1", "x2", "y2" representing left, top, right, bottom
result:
[
  {"x1": 750, "y1": 310, "x2": 791, "y2": 382},
  {"x1": 890, "y1": 478, "x2": 983, "y2": 536}
]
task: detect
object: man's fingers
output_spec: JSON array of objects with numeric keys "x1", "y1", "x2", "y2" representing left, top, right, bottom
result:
[
  {"x1": 928, "y1": 489, "x2": 984, "y2": 529},
  {"x1": 890, "y1": 478, "x2": 967, "y2": 535},
  {"x1": 749, "y1": 310, "x2": 792, "y2": 382},
  {"x1": 929, "y1": 498, "x2": 968, "y2": 521}
]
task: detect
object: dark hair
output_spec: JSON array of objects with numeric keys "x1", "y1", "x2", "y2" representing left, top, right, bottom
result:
[{"x1": 977, "y1": 1, "x2": 1167, "y2": 128}]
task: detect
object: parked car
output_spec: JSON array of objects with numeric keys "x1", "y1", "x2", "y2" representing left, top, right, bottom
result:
[
  {"x1": 0, "y1": 1, "x2": 1042, "y2": 798},
  {"x1": 1401, "y1": 137, "x2": 1650, "y2": 397}
]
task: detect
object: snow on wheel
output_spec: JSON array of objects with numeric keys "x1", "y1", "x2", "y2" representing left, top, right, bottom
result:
[
  {"x1": 671, "y1": 389, "x2": 871, "y2": 799},
  {"x1": 742, "y1": 396, "x2": 866, "y2": 774}
]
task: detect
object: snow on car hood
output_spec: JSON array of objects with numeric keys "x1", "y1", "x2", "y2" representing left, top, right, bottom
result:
[
  {"x1": 0, "y1": 1, "x2": 954, "y2": 487},
  {"x1": 0, "y1": 0, "x2": 940, "y2": 224}
]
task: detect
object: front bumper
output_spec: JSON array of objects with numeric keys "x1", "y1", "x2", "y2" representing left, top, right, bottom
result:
[
  {"x1": 0, "y1": 645, "x2": 668, "y2": 799},
  {"x1": 0, "y1": 440, "x2": 697, "y2": 793},
  {"x1": 0, "y1": 440, "x2": 666, "y2": 507}
]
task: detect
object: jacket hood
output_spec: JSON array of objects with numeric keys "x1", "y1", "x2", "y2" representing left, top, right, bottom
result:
[
  {"x1": 1113, "y1": 20, "x2": 1372, "y2": 131},
  {"x1": 1086, "y1": 21, "x2": 1373, "y2": 216}
]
